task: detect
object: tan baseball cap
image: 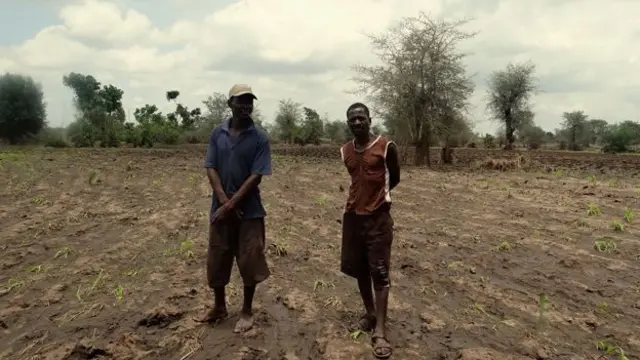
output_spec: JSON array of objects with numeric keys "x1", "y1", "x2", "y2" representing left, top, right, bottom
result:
[{"x1": 228, "y1": 84, "x2": 257, "y2": 100}]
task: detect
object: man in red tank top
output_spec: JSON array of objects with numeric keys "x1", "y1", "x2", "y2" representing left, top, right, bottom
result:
[{"x1": 340, "y1": 102, "x2": 400, "y2": 359}]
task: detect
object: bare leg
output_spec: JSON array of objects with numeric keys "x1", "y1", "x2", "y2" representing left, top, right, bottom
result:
[
  {"x1": 351, "y1": 275, "x2": 377, "y2": 331},
  {"x1": 234, "y1": 285, "x2": 255, "y2": 333},
  {"x1": 196, "y1": 286, "x2": 228, "y2": 323},
  {"x1": 372, "y1": 286, "x2": 392, "y2": 358}
]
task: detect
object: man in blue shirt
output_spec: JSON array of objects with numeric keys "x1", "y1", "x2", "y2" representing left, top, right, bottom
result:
[{"x1": 197, "y1": 84, "x2": 272, "y2": 334}]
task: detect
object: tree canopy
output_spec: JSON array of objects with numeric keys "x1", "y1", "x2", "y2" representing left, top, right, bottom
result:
[{"x1": 0, "y1": 73, "x2": 47, "y2": 144}]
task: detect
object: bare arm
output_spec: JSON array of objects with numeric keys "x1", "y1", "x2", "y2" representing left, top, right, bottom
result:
[
  {"x1": 206, "y1": 168, "x2": 229, "y2": 202},
  {"x1": 204, "y1": 129, "x2": 229, "y2": 202},
  {"x1": 228, "y1": 174, "x2": 262, "y2": 207},
  {"x1": 386, "y1": 142, "x2": 400, "y2": 190},
  {"x1": 228, "y1": 134, "x2": 272, "y2": 207}
]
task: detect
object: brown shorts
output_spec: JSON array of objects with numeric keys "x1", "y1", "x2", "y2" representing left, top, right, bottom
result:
[
  {"x1": 340, "y1": 207, "x2": 394, "y2": 289},
  {"x1": 207, "y1": 217, "x2": 270, "y2": 288}
]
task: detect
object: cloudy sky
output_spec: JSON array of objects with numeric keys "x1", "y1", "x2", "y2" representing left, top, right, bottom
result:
[{"x1": 0, "y1": 0, "x2": 638, "y2": 134}]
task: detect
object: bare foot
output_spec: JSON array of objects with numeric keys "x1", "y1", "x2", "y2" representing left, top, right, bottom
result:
[
  {"x1": 371, "y1": 334, "x2": 392, "y2": 359},
  {"x1": 194, "y1": 307, "x2": 228, "y2": 323},
  {"x1": 233, "y1": 313, "x2": 254, "y2": 333}
]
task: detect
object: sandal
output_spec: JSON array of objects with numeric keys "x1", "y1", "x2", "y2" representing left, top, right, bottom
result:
[
  {"x1": 371, "y1": 335, "x2": 392, "y2": 359},
  {"x1": 350, "y1": 314, "x2": 377, "y2": 332}
]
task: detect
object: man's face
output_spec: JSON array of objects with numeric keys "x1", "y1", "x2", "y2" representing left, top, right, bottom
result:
[
  {"x1": 229, "y1": 94, "x2": 254, "y2": 120},
  {"x1": 347, "y1": 107, "x2": 370, "y2": 137}
]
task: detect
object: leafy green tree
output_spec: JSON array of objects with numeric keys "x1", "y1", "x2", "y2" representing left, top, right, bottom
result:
[
  {"x1": 482, "y1": 133, "x2": 496, "y2": 149},
  {"x1": 202, "y1": 92, "x2": 231, "y2": 128},
  {"x1": 585, "y1": 119, "x2": 608, "y2": 145},
  {"x1": 486, "y1": 62, "x2": 538, "y2": 149},
  {"x1": 0, "y1": 73, "x2": 47, "y2": 143},
  {"x1": 324, "y1": 120, "x2": 349, "y2": 144},
  {"x1": 602, "y1": 120, "x2": 640, "y2": 153},
  {"x1": 519, "y1": 124, "x2": 546, "y2": 149},
  {"x1": 274, "y1": 99, "x2": 302, "y2": 143},
  {"x1": 63, "y1": 72, "x2": 125, "y2": 147},
  {"x1": 352, "y1": 13, "x2": 476, "y2": 166},
  {"x1": 561, "y1": 111, "x2": 588, "y2": 150},
  {"x1": 297, "y1": 107, "x2": 324, "y2": 145}
]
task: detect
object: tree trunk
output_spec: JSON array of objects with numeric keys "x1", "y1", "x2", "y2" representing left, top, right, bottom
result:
[
  {"x1": 414, "y1": 141, "x2": 424, "y2": 166},
  {"x1": 441, "y1": 146, "x2": 453, "y2": 164},
  {"x1": 504, "y1": 121, "x2": 515, "y2": 150}
]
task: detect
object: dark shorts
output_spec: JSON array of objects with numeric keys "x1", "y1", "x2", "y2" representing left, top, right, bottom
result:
[
  {"x1": 340, "y1": 207, "x2": 394, "y2": 289},
  {"x1": 207, "y1": 217, "x2": 270, "y2": 288}
]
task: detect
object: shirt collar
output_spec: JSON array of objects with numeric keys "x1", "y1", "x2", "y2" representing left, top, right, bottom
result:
[{"x1": 221, "y1": 117, "x2": 255, "y2": 133}]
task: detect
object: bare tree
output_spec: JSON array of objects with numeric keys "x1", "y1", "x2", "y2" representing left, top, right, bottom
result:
[
  {"x1": 486, "y1": 62, "x2": 537, "y2": 150},
  {"x1": 352, "y1": 13, "x2": 476, "y2": 166}
]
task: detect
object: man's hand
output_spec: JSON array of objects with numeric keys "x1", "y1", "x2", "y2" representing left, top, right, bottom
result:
[{"x1": 211, "y1": 198, "x2": 243, "y2": 224}]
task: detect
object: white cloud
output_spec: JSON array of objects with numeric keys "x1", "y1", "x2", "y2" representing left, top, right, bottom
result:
[{"x1": 0, "y1": 0, "x2": 639, "y2": 133}]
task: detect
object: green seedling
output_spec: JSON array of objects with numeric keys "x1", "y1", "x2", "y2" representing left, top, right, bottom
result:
[
  {"x1": 267, "y1": 242, "x2": 288, "y2": 257},
  {"x1": 314, "y1": 197, "x2": 328, "y2": 206},
  {"x1": 54, "y1": 247, "x2": 72, "y2": 259},
  {"x1": 595, "y1": 302, "x2": 610, "y2": 317},
  {"x1": 587, "y1": 174, "x2": 596, "y2": 186},
  {"x1": 26, "y1": 265, "x2": 43, "y2": 274},
  {"x1": 496, "y1": 241, "x2": 511, "y2": 252},
  {"x1": 587, "y1": 203, "x2": 601, "y2": 216},
  {"x1": 4, "y1": 278, "x2": 24, "y2": 293},
  {"x1": 88, "y1": 170, "x2": 99, "y2": 185},
  {"x1": 596, "y1": 340, "x2": 629, "y2": 360},
  {"x1": 612, "y1": 220, "x2": 624, "y2": 232},
  {"x1": 114, "y1": 285, "x2": 125, "y2": 302},
  {"x1": 31, "y1": 196, "x2": 47, "y2": 205},
  {"x1": 76, "y1": 269, "x2": 104, "y2": 302},
  {"x1": 123, "y1": 269, "x2": 139, "y2": 277},
  {"x1": 624, "y1": 208, "x2": 633, "y2": 223},
  {"x1": 349, "y1": 329, "x2": 365, "y2": 340},
  {"x1": 313, "y1": 280, "x2": 335, "y2": 292},
  {"x1": 536, "y1": 294, "x2": 549, "y2": 332},
  {"x1": 594, "y1": 238, "x2": 617, "y2": 253}
]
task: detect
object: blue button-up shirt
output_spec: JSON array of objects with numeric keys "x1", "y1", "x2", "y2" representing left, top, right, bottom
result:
[{"x1": 204, "y1": 119, "x2": 272, "y2": 220}]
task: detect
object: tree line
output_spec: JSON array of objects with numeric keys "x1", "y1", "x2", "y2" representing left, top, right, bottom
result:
[{"x1": 1, "y1": 12, "x2": 639, "y2": 162}]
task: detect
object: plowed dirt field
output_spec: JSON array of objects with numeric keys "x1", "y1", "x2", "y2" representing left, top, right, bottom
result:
[{"x1": 1, "y1": 147, "x2": 639, "y2": 360}]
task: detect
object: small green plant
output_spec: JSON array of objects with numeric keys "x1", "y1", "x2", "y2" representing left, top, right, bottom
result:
[
  {"x1": 88, "y1": 170, "x2": 99, "y2": 185},
  {"x1": 587, "y1": 174, "x2": 596, "y2": 186},
  {"x1": 596, "y1": 340, "x2": 629, "y2": 360},
  {"x1": 496, "y1": 241, "x2": 511, "y2": 252},
  {"x1": 612, "y1": 220, "x2": 625, "y2": 232},
  {"x1": 54, "y1": 246, "x2": 72, "y2": 259},
  {"x1": 595, "y1": 302, "x2": 610, "y2": 317},
  {"x1": 594, "y1": 238, "x2": 617, "y2": 253},
  {"x1": 3, "y1": 278, "x2": 24, "y2": 293},
  {"x1": 349, "y1": 329, "x2": 365, "y2": 340},
  {"x1": 114, "y1": 285, "x2": 125, "y2": 302},
  {"x1": 313, "y1": 279, "x2": 335, "y2": 292},
  {"x1": 536, "y1": 294, "x2": 549, "y2": 332},
  {"x1": 179, "y1": 239, "x2": 194, "y2": 259},
  {"x1": 30, "y1": 196, "x2": 46, "y2": 205},
  {"x1": 624, "y1": 208, "x2": 633, "y2": 223},
  {"x1": 314, "y1": 197, "x2": 328, "y2": 206},
  {"x1": 26, "y1": 265, "x2": 43, "y2": 274},
  {"x1": 587, "y1": 203, "x2": 601, "y2": 216},
  {"x1": 76, "y1": 269, "x2": 104, "y2": 302},
  {"x1": 164, "y1": 238, "x2": 194, "y2": 259},
  {"x1": 267, "y1": 242, "x2": 288, "y2": 257}
]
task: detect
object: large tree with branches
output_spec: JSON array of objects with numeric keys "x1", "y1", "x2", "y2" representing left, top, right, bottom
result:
[
  {"x1": 351, "y1": 13, "x2": 476, "y2": 166},
  {"x1": 486, "y1": 62, "x2": 537, "y2": 149}
]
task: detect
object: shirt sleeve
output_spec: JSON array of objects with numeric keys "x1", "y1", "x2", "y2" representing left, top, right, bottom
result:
[
  {"x1": 251, "y1": 135, "x2": 272, "y2": 175},
  {"x1": 204, "y1": 129, "x2": 218, "y2": 169}
]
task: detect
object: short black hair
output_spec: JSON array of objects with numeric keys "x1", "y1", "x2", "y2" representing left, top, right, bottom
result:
[{"x1": 346, "y1": 102, "x2": 370, "y2": 117}]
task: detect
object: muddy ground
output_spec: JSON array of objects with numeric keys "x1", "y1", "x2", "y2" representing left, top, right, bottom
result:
[{"x1": 1, "y1": 147, "x2": 639, "y2": 360}]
